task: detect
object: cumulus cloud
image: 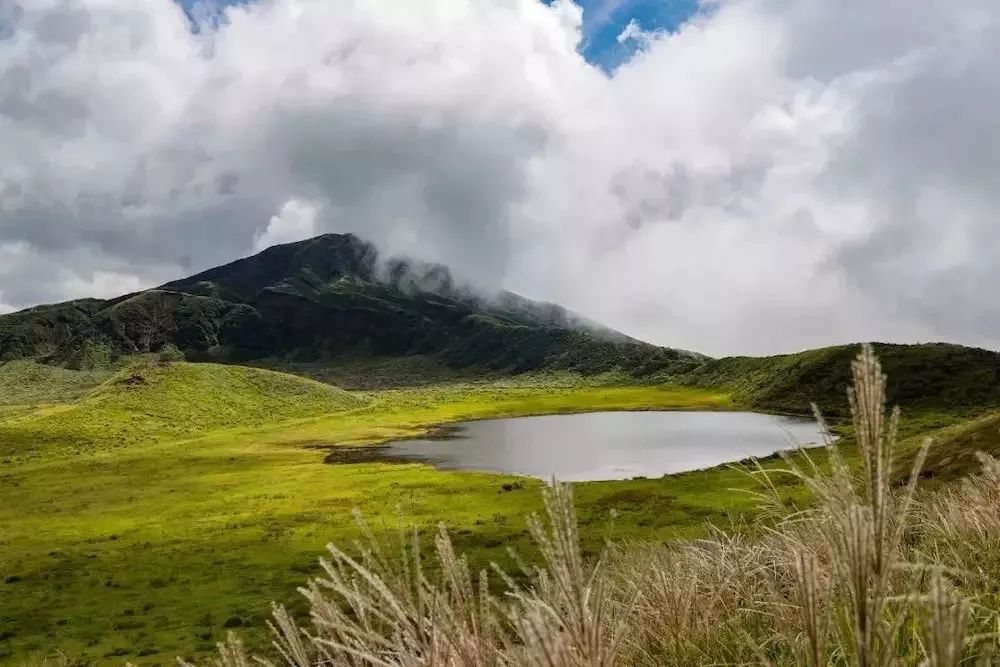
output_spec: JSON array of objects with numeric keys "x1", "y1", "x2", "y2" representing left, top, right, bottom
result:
[
  {"x1": 254, "y1": 198, "x2": 318, "y2": 252},
  {"x1": 0, "y1": 0, "x2": 998, "y2": 355}
]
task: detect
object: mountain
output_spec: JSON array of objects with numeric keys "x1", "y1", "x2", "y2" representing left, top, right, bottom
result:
[{"x1": 0, "y1": 234, "x2": 703, "y2": 374}]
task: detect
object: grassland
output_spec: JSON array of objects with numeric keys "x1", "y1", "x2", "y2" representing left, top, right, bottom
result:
[
  {"x1": 219, "y1": 349, "x2": 1000, "y2": 665},
  {"x1": 0, "y1": 360, "x2": 364, "y2": 460},
  {"x1": 0, "y1": 360, "x2": 746, "y2": 665},
  {"x1": 0, "y1": 354, "x2": 993, "y2": 665}
]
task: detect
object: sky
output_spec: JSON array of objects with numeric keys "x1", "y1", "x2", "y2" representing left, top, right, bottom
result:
[
  {"x1": 1, "y1": 0, "x2": 999, "y2": 357},
  {"x1": 177, "y1": 0, "x2": 703, "y2": 69}
]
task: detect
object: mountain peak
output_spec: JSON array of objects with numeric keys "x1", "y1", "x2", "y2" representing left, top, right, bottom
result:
[{"x1": 0, "y1": 234, "x2": 700, "y2": 376}]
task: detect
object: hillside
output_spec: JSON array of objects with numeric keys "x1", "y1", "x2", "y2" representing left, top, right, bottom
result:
[
  {"x1": 0, "y1": 360, "x2": 111, "y2": 406},
  {"x1": 677, "y1": 342, "x2": 1000, "y2": 417},
  {"x1": 0, "y1": 234, "x2": 702, "y2": 376},
  {"x1": 906, "y1": 410, "x2": 1000, "y2": 483},
  {"x1": 0, "y1": 360, "x2": 365, "y2": 458}
]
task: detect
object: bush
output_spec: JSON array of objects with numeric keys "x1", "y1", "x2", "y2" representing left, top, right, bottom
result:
[{"x1": 157, "y1": 343, "x2": 185, "y2": 363}]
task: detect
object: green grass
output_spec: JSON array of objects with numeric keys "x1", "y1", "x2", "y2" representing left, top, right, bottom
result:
[
  {"x1": 901, "y1": 409, "x2": 1000, "y2": 484},
  {"x1": 0, "y1": 360, "x2": 365, "y2": 460},
  {"x1": 0, "y1": 356, "x2": 990, "y2": 665},
  {"x1": 677, "y1": 342, "x2": 1000, "y2": 417},
  {"x1": 257, "y1": 354, "x2": 471, "y2": 389},
  {"x1": 254, "y1": 354, "x2": 642, "y2": 391},
  {"x1": 0, "y1": 365, "x2": 739, "y2": 664},
  {"x1": 0, "y1": 361, "x2": 112, "y2": 406}
]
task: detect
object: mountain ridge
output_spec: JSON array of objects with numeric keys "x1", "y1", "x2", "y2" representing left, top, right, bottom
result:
[{"x1": 0, "y1": 234, "x2": 702, "y2": 375}]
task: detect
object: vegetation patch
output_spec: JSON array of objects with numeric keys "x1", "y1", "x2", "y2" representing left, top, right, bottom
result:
[{"x1": 0, "y1": 370, "x2": 733, "y2": 664}]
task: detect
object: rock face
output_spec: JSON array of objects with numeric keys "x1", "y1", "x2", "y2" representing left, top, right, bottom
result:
[{"x1": 0, "y1": 234, "x2": 702, "y2": 374}]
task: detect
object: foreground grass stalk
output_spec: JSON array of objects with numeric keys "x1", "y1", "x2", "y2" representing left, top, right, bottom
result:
[
  {"x1": 920, "y1": 571, "x2": 971, "y2": 667},
  {"x1": 818, "y1": 346, "x2": 929, "y2": 667}
]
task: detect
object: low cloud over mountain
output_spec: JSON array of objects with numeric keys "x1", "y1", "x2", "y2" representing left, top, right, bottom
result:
[{"x1": 2, "y1": 0, "x2": 999, "y2": 355}]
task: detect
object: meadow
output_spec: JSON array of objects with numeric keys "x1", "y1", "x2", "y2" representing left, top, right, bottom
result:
[
  {"x1": 1, "y1": 352, "x2": 997, "y2": 664},
  {"x1": 0, "y1": 358, "x2": 746, "y2": 664},
  {"x1": 193, "y1": 348, "x2": 1000, "y2": 666}
]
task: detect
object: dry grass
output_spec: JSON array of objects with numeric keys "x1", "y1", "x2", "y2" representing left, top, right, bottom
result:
[{"x1": 198, "y1": 346, "x2": 1000, "y2": 666}]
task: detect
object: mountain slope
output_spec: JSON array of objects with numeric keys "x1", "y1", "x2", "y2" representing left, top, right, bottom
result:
[
  {"x1": 677, "y1": 342, "x2": 1000, "y2": 416},
  {"x1": 0, "y1": 234, "x2": 702, "y2": 375}
]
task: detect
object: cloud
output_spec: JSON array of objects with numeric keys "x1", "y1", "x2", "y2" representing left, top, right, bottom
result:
[
  {"x1": 616, "y1": 18, "x2": 644, "y2": 43},
  {"x1": 0, "y1": 240, "x2": 174, "y2": 309},
  {"x1": 254, "y1": 198, "x2": 318, "y2": 252},
  {"x1": 0, "y1": 0, "x2": 998, "y2": 355}
]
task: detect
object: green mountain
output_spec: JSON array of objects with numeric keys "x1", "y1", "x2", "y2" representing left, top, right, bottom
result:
[
  {"x1": 0, "y1": 234, "x2": 702, "y2": 375},
  {"x1": 677, "y1": 342, "x2": 1000, "y2": 417},
  {"x1": 5, "y1": 233, "x2": 998, "y2": 407}
]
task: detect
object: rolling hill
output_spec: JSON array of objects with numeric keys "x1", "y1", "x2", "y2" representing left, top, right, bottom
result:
[
  {"x1": 0, "y1": 359, "x2": 365, "y2": 458},
  {"x1": 676, "y1": 342, "x2": 1000, "y2": 417},
  {"x1": 0, "y1": 234, "x2": 702, "y2": 376}
]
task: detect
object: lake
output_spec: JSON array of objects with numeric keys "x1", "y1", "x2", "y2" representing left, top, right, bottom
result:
[{"x1": 354, "y1": 411, "x2": 826, "y2": 481}]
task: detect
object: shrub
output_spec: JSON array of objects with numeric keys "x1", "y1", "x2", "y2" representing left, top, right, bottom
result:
[{"x1": 157, "y1": 343, "x2": 185, "y2": 363}]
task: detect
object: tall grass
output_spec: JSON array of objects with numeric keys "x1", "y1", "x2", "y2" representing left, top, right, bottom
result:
[{"x1": 200, "y1": 346, "x2": 999, "y2": 666}]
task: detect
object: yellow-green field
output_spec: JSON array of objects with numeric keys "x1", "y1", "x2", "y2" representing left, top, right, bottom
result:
[
  {"x1": 1, "y1": 359, "x2": 771, "y2": 665},
  {"x1": 1, "y1": 358, "x2": 987, "y2": 665}
]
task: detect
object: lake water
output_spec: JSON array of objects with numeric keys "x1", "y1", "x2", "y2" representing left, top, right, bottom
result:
[{"x1": 366, "y1": 411, "x2": 826, "y2": 481}]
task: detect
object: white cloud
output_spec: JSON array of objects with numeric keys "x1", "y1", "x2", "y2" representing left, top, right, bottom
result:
[
  {"x1": 616, "y1": 17, "x2": 663, "y2": 46},
  {"x1": 616, "y1": 18, "x2": 643, "y2": 43},
  {"x1": 254, "y1": 198, "x2": 318, "y2": 252},
  {"x1": 61, "y1": 271, "x2": 149, "y2": 300},
  {"x1": 1, "y1": 0, "x2": 999, "y2": 355}
]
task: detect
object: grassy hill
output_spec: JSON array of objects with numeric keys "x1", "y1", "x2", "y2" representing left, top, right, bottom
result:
[
  {"x1": 906, "y1": 409, "x2": 1000, "y2": 483},
  {"x1": 676, "y1": 342, "x2": 1000, "y2": 418},
  {"x1": 0, "y1": 360, "x2": 365, "y2": 459},
  {"x1": 0, "y1": 360, "x2": 112, "y2": 406}
]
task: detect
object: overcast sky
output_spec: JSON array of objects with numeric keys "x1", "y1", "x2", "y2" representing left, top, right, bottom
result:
[{"x1": 1, "y1": 0, "x2": 999, "y2": 356}]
